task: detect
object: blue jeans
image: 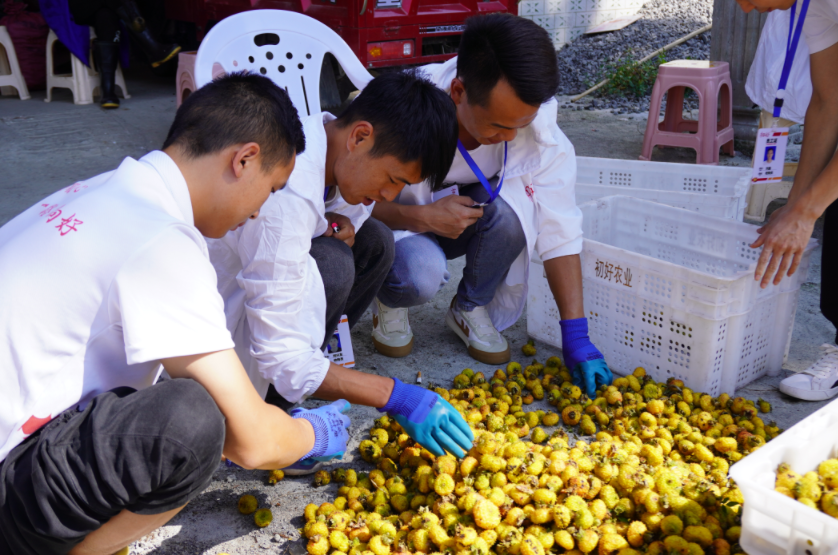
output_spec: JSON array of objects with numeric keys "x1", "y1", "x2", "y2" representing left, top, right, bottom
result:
[{"x1": 378, "y1": 191, "x2": 527, "y2": 311}]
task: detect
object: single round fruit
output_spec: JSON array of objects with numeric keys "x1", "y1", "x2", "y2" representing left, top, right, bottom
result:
[{"x1": 238, "y1": 494, "x2": 258, "y2": 515}]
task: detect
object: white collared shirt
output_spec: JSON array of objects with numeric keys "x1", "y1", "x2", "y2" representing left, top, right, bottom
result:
[
  {"x1": 0, "y1": 151, "x2": 233, "y2": 461},
  {"x1": 207, "y1": 112, "x2": 370, "y2": 403},
  {"x1": 397, "y1": 57, "x2": 583, "y2": 331}
]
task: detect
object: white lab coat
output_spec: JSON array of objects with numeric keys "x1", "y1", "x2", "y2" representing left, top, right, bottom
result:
[
  {"x1": 396, "y1": 57, "x2": 583, "y2": 331},
  {"x1": 208, "y1": 113, "x2": 372, "y2": 402},
  {"x1": 746, "y1": 9, "x2": 812, "y2": 124}
]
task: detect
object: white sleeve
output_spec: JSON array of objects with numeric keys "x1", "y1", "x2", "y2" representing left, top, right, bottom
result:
[
  {"x1": 803, "y1": 2, "x2": 838, "y2": 54},
  {"x1": 112, "y1": 226, "x2": 234, "y2": 364},
  {"x1": 531, "y1": 127, "x2": 584, "y2": 261},
  {"x1": 233, "y1": 196, "x2": 331, "y2": 404},
  {"x1": 325, "y1": 189, "x2": 373, "y2": 231}
]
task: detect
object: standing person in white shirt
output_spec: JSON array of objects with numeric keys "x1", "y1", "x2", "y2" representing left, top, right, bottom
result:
[
  {"x1": 209, "y1": 71, "x2": 473, "y2": 475},
  {"x1": 737, "y1": 0, "x2": 838, "y2": 400},
  {"x1": 370, "y1": 14, "x2": 613, "y2": 398},
  {"x1": 0, "y1": 73, "x2": 351, "y2": 555}
]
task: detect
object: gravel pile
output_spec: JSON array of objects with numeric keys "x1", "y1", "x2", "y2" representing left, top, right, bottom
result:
[{"x1": 556, "y1": 0, "x2": 713, "y2": 114}]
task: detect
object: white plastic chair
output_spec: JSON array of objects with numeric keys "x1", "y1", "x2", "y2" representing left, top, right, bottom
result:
[
  {"x1": 0, "y1": 25, "x2": 30, "y2": 100},
  {"x1": 45, "y1": 28, "x2": 130, "y2": 105},
  {"x1": 194, "y1": 10, "x2": 373, "y2": 116}
]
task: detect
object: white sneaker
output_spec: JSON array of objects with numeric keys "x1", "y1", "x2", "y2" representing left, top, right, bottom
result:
[
  {"x1": 780, "y1": 344, "x2": 838, "y2": 401},
  {"x1": 445, "y1": 296, "x2": 510, "y2": 365},
  {"x1": 372, "y1": 298, "x2": 414, "y2": 358}
]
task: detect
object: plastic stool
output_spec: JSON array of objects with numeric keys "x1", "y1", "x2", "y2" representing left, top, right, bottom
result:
[
  {"x1": 176, "y1": 51, "x2": 196, "y2": 107},
  {"x1": 45, "y1": 29, "x2": 129, "y2": 105},
  {"x1": 640, "y1": 60, "x2": 735, "y2": 165},
  {"x1": 0, "y1": 25, "x2": 30, "y2": 100}
]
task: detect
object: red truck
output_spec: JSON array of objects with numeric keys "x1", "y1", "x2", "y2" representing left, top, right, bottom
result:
[{"x1": 165, "y1": 0, "x2": 517, "y2": 71}]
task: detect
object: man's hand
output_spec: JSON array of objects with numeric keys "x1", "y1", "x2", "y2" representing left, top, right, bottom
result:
[
  {"x1": 290, "y1": 400, "x2": 352, "y2": 463},
  {"x1": 381, "y1": 378, "x2": 474, "y2": 458},
  {"x1": 324, "y1": 212, "x2": 356, "y2": 247},
  {"x1": 559, "y1": 318, "x2": 613, "y2": 398},
  {"x1": 750, "y1": 202, "x2": 817, "y2": 288},
  {"x1": 422, "y1": 195, "x2": 483, "y2": 239}
]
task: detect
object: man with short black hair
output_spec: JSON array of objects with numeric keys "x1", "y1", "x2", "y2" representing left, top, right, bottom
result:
[
  {"x1": 372, "y1": 14, "x2": 613, "y2": 397},
  {"x1": 0, "y1": 72, "x2": 352, "y2": 555},
  {"x1": 210, "y1": 71, "x2": 474, "y2": 474}
]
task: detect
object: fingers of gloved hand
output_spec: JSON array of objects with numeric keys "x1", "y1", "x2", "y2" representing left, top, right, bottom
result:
[
  {"x1": 312, "y1": 451, "x2": 345, "y2": 462},
  {"x1": 328, "y1": 399, "x2": 351, "y2": 414},
  {"x1": 449, "y1": 408, "x2": 475, "y2": 443},
  {"x1": 441, "y1": 419, "x2": 474, "y2": 455},
  {"x1": 417, "y1": 431, "x2": 446, "y2": 457},
  {"x1": 433, "y1": 428, "x2": 466, "y2": 459}
]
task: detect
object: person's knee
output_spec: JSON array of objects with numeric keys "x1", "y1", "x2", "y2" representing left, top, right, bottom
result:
[
  {"x1": 485, "y1": 199, "x2": 526, "y2": 247},
  {"x1": 404, "y1": 258, "x2": 447, "y2": 306},
  {"x1": 362, "y1": 218, "x2": 395, "y2": 270},
  {"x1": 154, "y1": 379, "x2": 225, "y2": 463},
  {"x1": 315, "y1": 238, "x2": 355, "y2": 300}
]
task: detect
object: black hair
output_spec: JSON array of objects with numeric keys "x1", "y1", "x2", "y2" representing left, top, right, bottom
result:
[
  {"x1": 457, "y1": 13, "x2": 560, "y2": 108},
  {"x1": 336, "y1": 70, "x2": 458, "y2": 191},
  {"x1": 163, "y1": 71, "x2": 306, "y2": 170}
]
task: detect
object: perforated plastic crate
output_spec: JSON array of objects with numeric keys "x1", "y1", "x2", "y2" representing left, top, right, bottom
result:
[
  {"x1": 730, "y1": 401, "x2": 838, "y2": 555},
  {"x1": 576, "y1": 157, "x2": 752, "y2": 221},
  {"x1": 526, "y1": 196, "x2": 815, "y2": 395}
]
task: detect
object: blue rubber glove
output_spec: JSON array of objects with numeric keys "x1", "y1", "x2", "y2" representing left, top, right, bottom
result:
[
  {"x1": 380, "y1": 378, "x2": 474, "y2": 458},
  {"x1": 291, "y1": 400, "x2": 351, "y2": 462},
  {"x1": 560, "y1": 318, "x2": 613, "y2": 397}
]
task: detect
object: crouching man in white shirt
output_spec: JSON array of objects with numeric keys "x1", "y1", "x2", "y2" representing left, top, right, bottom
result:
[
  {"x1": 0, "y1": 73, "x2": 351, "y2": 555},
  {"x1": 209, "y1": 71, "x2": 475, "y2": 474},
  {"x1": 371, "y1": 14, "x2": 613, "y2": 398}
]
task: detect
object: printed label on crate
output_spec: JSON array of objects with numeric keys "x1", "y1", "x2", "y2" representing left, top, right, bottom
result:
[
  {"x1": 324, "y1": 315, "x2": 354, "y2": 368},
  {"x1": 751, "y1": 127, "x2": 788, "y2": 183},
  {"x1": 594, "y1": 259, "x2": 633, "y2": 287}
]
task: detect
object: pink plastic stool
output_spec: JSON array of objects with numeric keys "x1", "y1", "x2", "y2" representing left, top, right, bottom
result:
[
  {"x1": 176, "y1": 51, "x2": 196, "y2": 107},
  {"x1": 640, "y1": 60, "x2": 735, "y2": 165}
]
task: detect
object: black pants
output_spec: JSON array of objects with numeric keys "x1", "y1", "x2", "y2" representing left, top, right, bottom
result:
[
  {"x1": 0, "y1": 379, "x2": 225, "y2": 555},
  {"x1": 822, "y1": 199, "x2": 838, "y2": 343},
  {"x1": 69, "y1": 1, "x2": 122, "y2": 43},
  {"x1": 264, "y1": 218, "x2": 394, "y2": 410}
]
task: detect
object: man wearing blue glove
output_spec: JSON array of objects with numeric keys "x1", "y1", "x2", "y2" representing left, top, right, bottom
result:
[
  {"x1": 209, "y1": 71, "x2": 474, "y2": 474},
  {"x1": 0, "y1": 74, "x2": 352, "y2": 555},
  {"x1": 370, "y1": 14, "x2": 613, "y2": 397}
]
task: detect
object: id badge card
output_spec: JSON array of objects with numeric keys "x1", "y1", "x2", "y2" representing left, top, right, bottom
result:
[
  {"x1": 324, "y1": 314, "x2": 354, "y2": 368},
  {"x1": 432, "y1": 184, "x2": 459, "y2": 202},
  {"x1": 751, "y1": 127, "x2": 789, "y2": 183}
]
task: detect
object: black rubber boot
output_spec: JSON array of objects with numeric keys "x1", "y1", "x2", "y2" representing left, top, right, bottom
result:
[
  {"x1": 94, "y1": 40, "x2": 120, "y2": 109},
  {"x1": 113, "y1": 0, "x2": 180, "y2": 67}
]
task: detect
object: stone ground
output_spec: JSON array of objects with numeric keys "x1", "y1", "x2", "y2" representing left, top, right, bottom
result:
[{"x1": 1, "y1": 67, "x2": 835, "y2": 555}]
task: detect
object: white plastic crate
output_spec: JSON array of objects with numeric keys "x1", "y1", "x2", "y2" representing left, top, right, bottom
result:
[
  {"x1": 526, "y1": 196, "x2": 815, "y2": 396},
  {"x1": 576, "y1": 157, "x2": 752, "y2": 221},
  {"x1": 730, "y1": 401, "x2": 838, "y2": 555}
]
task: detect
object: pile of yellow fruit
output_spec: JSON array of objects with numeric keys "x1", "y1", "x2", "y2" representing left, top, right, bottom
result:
[
  {"x1": 300, "y1": 354, "x2": 781, "y2": 555},
  {"x1": 775, "y1": 458, "x2": 838, "y2": 518}
]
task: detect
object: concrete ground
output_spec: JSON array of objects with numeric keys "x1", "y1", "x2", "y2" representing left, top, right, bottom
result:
[{"x1": 1, "y1": 68, "x2": 835, "y2": 555}]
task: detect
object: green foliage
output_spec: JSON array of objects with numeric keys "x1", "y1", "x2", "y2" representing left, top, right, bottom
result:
[{"x1": 597, "y1": 50, "x2": 668, "y2": 99}]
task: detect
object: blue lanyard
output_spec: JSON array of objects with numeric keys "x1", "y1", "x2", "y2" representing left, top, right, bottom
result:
[
  {"x1": 456, "y1": 140, "x2": 508, "y2": 204},
  {"x1": 774, "y1": 0, "x2": 811, "y2": 118},
  {"x1": 323, "y1": 186, "x2": 330, "y2": 202}
]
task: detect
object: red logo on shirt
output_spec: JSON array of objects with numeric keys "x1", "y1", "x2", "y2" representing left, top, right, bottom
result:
[
  {"x1": 64, "y1": 183, "x2": 88, "y2": 194},
  {"x1": 525, "y1": 185, "x2": 535, "y2": 200},
  {"x1": 56, "y1": 214, "x2": 83, "y2": 236},
  {"x1": 21, "y1": 414, "x2": 52, "y2": 435}
]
